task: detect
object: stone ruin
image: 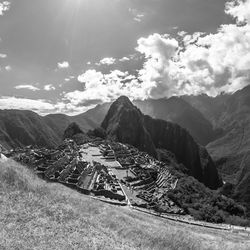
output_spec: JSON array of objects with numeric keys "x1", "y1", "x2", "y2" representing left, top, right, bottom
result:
[{"x1": 6, "y1": 138, "x2": 184, "y2": 214}]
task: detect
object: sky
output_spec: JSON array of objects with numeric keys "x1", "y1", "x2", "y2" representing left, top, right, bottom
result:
[{"x1": 0, "y1": 0, "x2": 249, "y2": 115}]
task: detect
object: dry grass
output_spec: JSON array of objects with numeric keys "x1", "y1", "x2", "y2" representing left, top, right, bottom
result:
[{"x1": 0, "y1": 160, "x2": 250, "y2": 250}]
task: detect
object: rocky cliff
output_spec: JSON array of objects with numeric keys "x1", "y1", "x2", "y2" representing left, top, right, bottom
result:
[{"x1": 101, "y1": 96, "x2": 157, "y2": 157}]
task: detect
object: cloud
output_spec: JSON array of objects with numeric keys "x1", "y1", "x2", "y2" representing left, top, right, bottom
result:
[
  {"x1": 57, "y1": 61, "x2": 69, "y2": 69},
  {"x1": 5, "y1": 65, "x2": 11, "y2": 71},
  {"x1": 44, "y1": 84, "x2": 55, "y2": 91},
  {"x1": 0, "y1": 96, "x2": 54, "y2": 114},
  {"x1": 15, "y1": 84, "x2": 40, "y2": 91},
  {"x1": 134, "y1": 14, "x2": 144, "y2": 22},
  {"x1": 66, "y1": 0, "x2": 250, "y2": 108},
  {"x1": 0, "y1": 53, "x2": 7, "y2": 58},
  {"x1": 77, "y1": 69, "x2": 104, "y2": 85},
  {"x1": 177, "y1": 31, "x2": 188, "y2": 37},
  {"x1": 226, "y1": 0, "x2": 250, "y2": 23},
  {"x1": 132, "y1": 0, "x2": 250, "y2": 98},
  {"x1": 64, "y1": 76, "x2": 75, "y2": 82},
  {"x1": 119, "y1": 56, "x2": 130, "y2": 62},
  {"x1": 0, "y1": 96, "x2": 90, "y2": 115},
  {"x1": 54, "y1": 0, "x2": 250, "y2": 114},
  {"x1": 136, "y1": 33, "x2": 178, "y2": 59},
  {"x1": 129, "y1": 8, "x2": 145, "y2": 22},
  {"x1": 16, "y1": 0, "x2": 250, "y2": 115},
  {"x1": 98, "y1": 57, "x2": 116, "y2": 65},
  {"x1": 65, "y1": 69, "x2": 142, "y2": 106},
  {"x1": 136, "y1": 33, "x2": 180, "y2": 98},
  {"x1": 0, "y1": 1, "x2": 10, "y2": 15}
]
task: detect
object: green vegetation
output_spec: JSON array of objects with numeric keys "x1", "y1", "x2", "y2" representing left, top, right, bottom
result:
[
  {"x1": 167, "y1": 175, "x2": 249, "y2": 226},
  {"x1": 1, "y1": 160, "x2": 250, "y2": 249}
]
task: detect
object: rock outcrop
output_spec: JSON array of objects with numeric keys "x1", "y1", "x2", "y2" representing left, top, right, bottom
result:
[
  {"x1": 101, "y1": 96, "x2": 222, "y2": 189},
  {"x1": 101, "y1": 96, "x2": 157, "y2": 157},
  {"x1": 63, "y1": 122, "x2": 84, "y2": 139}
]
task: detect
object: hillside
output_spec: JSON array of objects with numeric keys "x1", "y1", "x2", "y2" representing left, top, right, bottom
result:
[
  {"x1": 44, "y1": 111, "x2": 103, "y2": 139},
  {"x1": 183, "y1": 86, "x2": 250, "y2": 170},
  {"x1": 0, "y1": 110, "x2": 61, "y2": 149},
  {"x1": 182, "y1": 85, "x2": 250, "y2": 158},
  {"x1": 1, "y1": 159, "x2": 249, "y2": 250},
  {"x1": 0, "y1": 110, "x2": 102, "y2": 150},
  {"x1": 0, "y1": 104, "x2": 111, "y2": 149},
  {"x1": 134, "y1": 97, "x2": 217, "y2": 146},
  {"x1": 183, "y1": 85, "x2": 250, "y2": 215},
  {"x1": 101, "y1": 96, "x2": 222, "y2": 189}
]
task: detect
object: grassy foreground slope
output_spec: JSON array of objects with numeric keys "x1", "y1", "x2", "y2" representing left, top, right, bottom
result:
[{"x1": 0, "y1": 160, "x2": 249, "y2": 250}]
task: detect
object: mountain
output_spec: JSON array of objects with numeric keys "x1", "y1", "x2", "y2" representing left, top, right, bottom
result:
[
  {"x1": 182, "y1": 85, "x2": 250, "y2": 174},
  {"x1": 43, "y1": 114, "x2": 73, "y2": 140},
  {"x1": 43, "y1": 103, "x2": 112, "y2": 137},
  {"x1": 101, "y1": 96, "x2": 222, "y2": 189},
  {"x1": 0, "y1": 110, "x2": 61, "y2": 149},
  {"x1": 75, "y1": 102, "x2": 111, "y2": 127},
  {"x1": 182, "y1": 85, "x2": 250, "y2": 157},
  {"x1": 134, "y1": 97, "x2": 217, "y2": 146},
  {"x1": 0, "y1": 105, "x2": 110, "y2": 149},
  {"x1": 63, "y1": 122, "x2": 84, "y2": 139},
  {"x1": 183, "y1": 85, "x2": 250, "y2": 213},
  {"x1": 101, "y1": 96, "x2": 157, "y2": 156},
  {"x1": 207, "y1": 86, "x2": 250, "y2": 158},
  {"x1": 234, "y1": 159, "x2": 250, "y2": 216},
  {"x1": 182, "y1": 93, "x2": 230, "y2": 128}
]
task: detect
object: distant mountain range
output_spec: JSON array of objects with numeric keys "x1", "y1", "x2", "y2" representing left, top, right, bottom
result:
[
  {"x1": 0, "y1": 110, "x2": 61, "y2": 149},
  {"x1": 0, "y1": 96, "x2": 217, "y2": 149},
  {"x1": 134, "y1": 97, "x2": 219, "y2": 146},
  {"x1": 0, "y1": 103, "x2": 110, "y2": 150},
  {"x1": 183, "y1": 85, "x2": 250, "y2": 158}
]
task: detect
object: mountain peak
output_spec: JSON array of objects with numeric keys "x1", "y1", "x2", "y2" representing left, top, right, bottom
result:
[
  {"x1": 101, "y1": 96, "x2": 157, "y2": 156},
  {"x1": 116, "y1": 95, "x2": 131, "y2": 102},
  {"x1": 113, "y1": 96, "x2": 134, "y2": 108}
]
